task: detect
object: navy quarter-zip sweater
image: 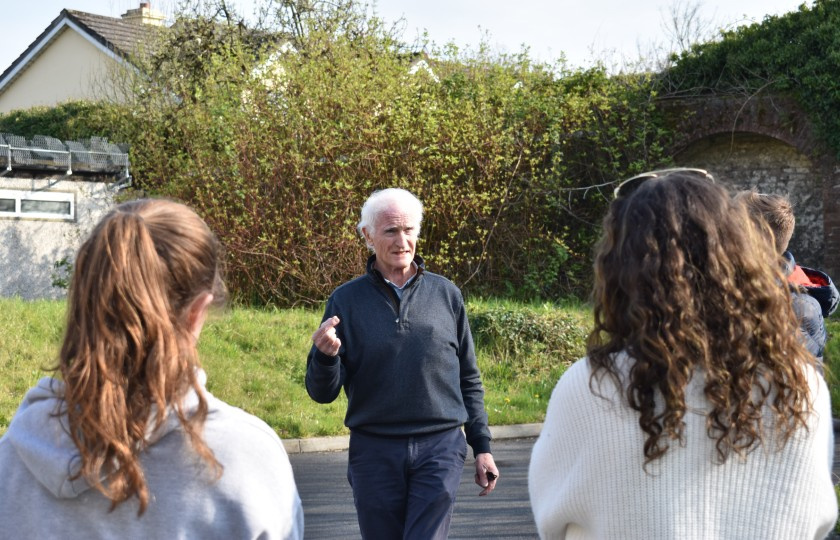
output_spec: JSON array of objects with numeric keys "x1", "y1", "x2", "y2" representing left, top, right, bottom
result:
[{"x1": 306, "y1": 255, "x2": 492, "y2": 456}]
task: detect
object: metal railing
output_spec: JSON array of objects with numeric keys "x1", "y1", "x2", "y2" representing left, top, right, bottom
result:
[{"x1": 0, "y1": 134, "x2": 130, "y2": 181}]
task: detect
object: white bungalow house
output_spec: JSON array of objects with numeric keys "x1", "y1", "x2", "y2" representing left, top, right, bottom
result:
[
  {"x1": 0, "y1": 5, "x2": 152, "y2": 298},
  {"x1": 0, "y1": 133, "x2": 130, "y2": 299}
]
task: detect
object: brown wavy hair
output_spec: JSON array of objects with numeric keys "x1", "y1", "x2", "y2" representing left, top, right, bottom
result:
[
  {"x1": 58, "y1": 199, "x2": 226, "y2": 513},
  {"x1": 588, "y1": 172, "x2": 813, "y2": 465}
]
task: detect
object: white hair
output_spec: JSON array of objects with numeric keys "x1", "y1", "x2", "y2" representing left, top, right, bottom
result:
[{"x1": 357, "y1": 188, "x2": 423, "y2": 250}]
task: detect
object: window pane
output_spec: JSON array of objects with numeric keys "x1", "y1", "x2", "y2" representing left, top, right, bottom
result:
[
  {"x1": 21, "y1": 199, "x2": 71, "y2": 216},
  {"x1": 0, "y1": 199, "x2": 13, "y2": 212}
]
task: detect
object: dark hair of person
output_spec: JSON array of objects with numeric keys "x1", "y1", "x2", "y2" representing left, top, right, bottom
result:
[
  {"x1": 58, "y1": 199, "x2": 226, "y2": 514},
  {"x1": 587, "y1": 173, "x2": 813, "y2": 466}
]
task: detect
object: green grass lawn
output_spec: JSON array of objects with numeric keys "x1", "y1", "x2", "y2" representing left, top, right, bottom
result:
[
  {"x1": 0, "y1": 298, "x2": 66, "y2": 431},
  {"x1": 823, "y1": 319, "x2": 840, "y2": 417},
  {"x1": 2, "y1": 298, "x2": 838, "y2": 439},
  {"x1": 0, "y1": 297, "x2": 591, "y2": 438}
]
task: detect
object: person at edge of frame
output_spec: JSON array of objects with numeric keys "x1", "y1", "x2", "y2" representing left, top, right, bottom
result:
[
  {"x1": 0, "y1": 199, "x2": 304, "y2": 539},
  {"x1": 735, "y1": 190, "x2": 839, "y2": 373},
  {"x1": 529, "y1": 169, "x2": 837, "y2": 539}
]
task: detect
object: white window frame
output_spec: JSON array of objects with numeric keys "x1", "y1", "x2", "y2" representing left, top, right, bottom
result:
[{"x1": 0, "y1": 189, "x2": 75, "y2": 220}]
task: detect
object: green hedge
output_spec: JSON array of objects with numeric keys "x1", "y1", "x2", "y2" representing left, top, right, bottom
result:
[
  {"x1": 0, "y1": 102, "x2": 119, "y2": 142},
  {"x1": 469, "y1": 300, "x2": 588, "y2": 381}
]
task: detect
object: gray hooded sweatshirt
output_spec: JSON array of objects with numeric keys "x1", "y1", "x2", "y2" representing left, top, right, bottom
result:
[{"x1": 0, "y1": 372, "x2": 303, "y2": 539}]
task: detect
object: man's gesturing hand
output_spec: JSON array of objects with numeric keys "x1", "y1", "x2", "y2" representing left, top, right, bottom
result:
[{"x1": 312, "y1": 316, "x2": 342, "y2": 356}]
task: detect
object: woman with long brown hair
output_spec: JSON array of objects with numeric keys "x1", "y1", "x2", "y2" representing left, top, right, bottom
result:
[
  {"x1": 0, "y1": 199, "x2": 303, "y2": 539},
  {"x1": 528, "y1": 170, "x2": 836, "y2": 539}
]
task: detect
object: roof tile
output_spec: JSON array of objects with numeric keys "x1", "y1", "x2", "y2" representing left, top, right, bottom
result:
[{"x1": 65, "y1": 9, "x2": 160, "y2": 57}]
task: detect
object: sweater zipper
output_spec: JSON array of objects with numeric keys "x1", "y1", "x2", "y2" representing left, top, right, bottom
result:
[
  {"x1": 374, "y1": 279, "x2": 400, "y2": 319},
  {"x1": 368, "y1": 260, "x2": 422, "y2": 324},
  {"x1": 395, "y1": 276, "x2": 420, "y2": 325}
]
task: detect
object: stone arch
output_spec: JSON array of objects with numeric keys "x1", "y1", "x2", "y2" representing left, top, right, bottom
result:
[
  {"x1": 659, "y1": 95, "x2": 840, "y2": 277},
  {"x1": 673, "y1": 131, "x2": 822, "y2": 265}
]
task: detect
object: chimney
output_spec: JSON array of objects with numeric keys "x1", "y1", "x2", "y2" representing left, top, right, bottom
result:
[{"x1": 121, "y1": 2, "x2": 166, "y2": 26}]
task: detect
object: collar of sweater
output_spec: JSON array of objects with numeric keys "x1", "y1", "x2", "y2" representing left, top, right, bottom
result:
[{"x1": 366, "y1": 254, "x2": 426, "y2": 286}]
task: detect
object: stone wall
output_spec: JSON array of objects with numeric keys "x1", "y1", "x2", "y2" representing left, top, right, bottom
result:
[
  {"x1": 825, "y1": 168, "x2": 840, "y2": 280},
  {"x1": 660, "y1": 95, "x2": 840, "y2": 279},
  {"x1": 0, "y1": 176, "x2": 116, "y2": 299},
  {"x1": 674, "y1": 132, "x2": 824, "y2": 267}
]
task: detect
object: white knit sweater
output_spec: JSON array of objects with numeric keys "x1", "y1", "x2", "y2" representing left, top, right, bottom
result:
[{"x1": 528, "y1": 355, "x2": 837, "y2": 540}]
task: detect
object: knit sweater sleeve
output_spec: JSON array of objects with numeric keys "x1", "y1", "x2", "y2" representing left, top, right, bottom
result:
[
  {"x1": 457, "y1": 296, "x2": 492, "y2": 456},
  {"x1": 305, "y1": 297, "x2": 345, "y2": 404}
]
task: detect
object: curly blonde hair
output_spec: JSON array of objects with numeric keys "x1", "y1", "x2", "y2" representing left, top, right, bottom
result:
[
  {"x1": 59, "y1": 199, "x2": 226, "y2": 514},
  {"x1": 588, "y1": 172, "x2": 813, "y2": 465}
]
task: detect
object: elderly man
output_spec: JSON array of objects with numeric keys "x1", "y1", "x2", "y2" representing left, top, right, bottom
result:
[{"x1": 306, "y1": 187, "x2": 498, "y2": 539}]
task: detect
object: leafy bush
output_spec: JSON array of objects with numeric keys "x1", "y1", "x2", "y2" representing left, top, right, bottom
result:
[
  {"x1": 0, "y1": 1, "x2": 671, "y2": 306},
  {"x1": 469, "y1": 300, "x2": 589, "y2": 382},
  {"x1": 0, "y1": 101, "x2": 120, "y2": 141},
  {"x1": 115, "y1": 4, "x2": 670, "y2": 305}
]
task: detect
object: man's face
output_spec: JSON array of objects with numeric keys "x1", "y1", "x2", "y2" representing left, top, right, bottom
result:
[{"x1": 364, "y1": 204, "x2": 419, "y2": 276}]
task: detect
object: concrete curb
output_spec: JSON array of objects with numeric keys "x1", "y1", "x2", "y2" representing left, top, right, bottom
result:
[
  {"x1": 282, "y1": 423, "x2": 543, "y2": 454},
  {"x1": 283, "y1": 435, "x2": 350, "y2": 454}
]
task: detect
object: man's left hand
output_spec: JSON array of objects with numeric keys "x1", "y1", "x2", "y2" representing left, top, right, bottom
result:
[{"x1": 473, "y1": 453, "x2": 499, "y2": 496}]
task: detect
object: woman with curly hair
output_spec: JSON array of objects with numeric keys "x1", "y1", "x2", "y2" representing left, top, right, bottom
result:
[
  {"x1": 0, "y1": 199, "x2": 303, "y2": 539},
  {"x1": 528, "y1": 170, "x2": 836, "y2": 539}
]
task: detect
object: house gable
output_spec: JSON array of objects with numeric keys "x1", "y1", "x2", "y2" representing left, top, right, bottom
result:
[
  {"x1": 0, "y1": 7, "x2": 159, "y2": 114},
  {"x1": 0, "y1": 28, "x2": 121, "y2": 113}
]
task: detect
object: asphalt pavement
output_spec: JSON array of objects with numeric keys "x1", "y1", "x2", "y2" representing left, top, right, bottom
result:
[
  {"x1": 289, "y1": 436, "x2": 539, "y2": 539},
  {"x1": 289, "y1": 421, "x2": 840, "y2": 540}
]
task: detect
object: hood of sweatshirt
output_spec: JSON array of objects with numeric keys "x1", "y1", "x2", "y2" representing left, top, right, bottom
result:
[{"x1": 5, "y1": 372, "x2": 206, "y2": 499}]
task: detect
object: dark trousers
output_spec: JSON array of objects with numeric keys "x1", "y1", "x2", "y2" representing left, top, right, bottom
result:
[{"x1": 347, "y1": 427, "x2": 467, "y2": 540}]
